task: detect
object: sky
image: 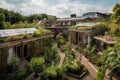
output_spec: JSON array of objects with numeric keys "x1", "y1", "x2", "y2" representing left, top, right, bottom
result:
[{"x1": 0, "y1": 0, "x2": 119, "y2": 18}]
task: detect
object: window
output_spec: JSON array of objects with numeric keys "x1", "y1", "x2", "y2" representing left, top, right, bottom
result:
[{"x1": 23, "y1": 44, "x2": 28, "y2": 58}]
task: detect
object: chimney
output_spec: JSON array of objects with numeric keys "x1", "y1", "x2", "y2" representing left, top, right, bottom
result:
[{"x1": 70, "y1": 14, "x2": 76, "y2": 18}]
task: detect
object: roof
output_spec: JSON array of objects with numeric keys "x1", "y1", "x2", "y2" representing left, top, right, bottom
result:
[
  {"x1": 69, "y1": 29, "x2": 91, "y2": 33},
  {"x1": 0, "y1": 28, "x2": 37, "y2": 38},
  {"x1": 83, "y1": 12, "x2": 105, "y2": 16},
  {"x1": 45, "y1": 26, "x2": 70, "y2": 29},
  {"x1": 94, "y1": 36, "x2": 116, "y2": 44},
  {"x1": 0, "y1": 35, "x2": 53, "y2": 48},
  {"x1": 75, "y1": 23, "x2": 98, "y2": 27},
  {"x1": 56, "y1": 16, "x2": 85, "y2": 21}
]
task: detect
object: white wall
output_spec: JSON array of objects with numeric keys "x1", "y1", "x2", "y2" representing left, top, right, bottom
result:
[{"x1": 7, "y1": 47, "x2": 14, "y2": 64}]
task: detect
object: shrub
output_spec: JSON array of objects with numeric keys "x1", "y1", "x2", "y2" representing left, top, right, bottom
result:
[
  {"x1": 114, "y1": 28, "x2": 120, "y2": 37},
  {"x1": 13, "y1": 67, "x2": 27, "y2": 80},
  {"x1": 96, "y1": 67, "x2": 105, "y2": 80},
  {"x1": 44, "y1": 45, "x2": 60, "y2": 65},
  {"x1": 22, "y1": 30, "x2": 31, "y2": 39},
  {"x1": 6, "y1": 36, "x2": 23, "y2": 42},
  {"x1": 11, "y1": 54, "x2": 20, "y2": 67},
  {"x1": 70, "y1": 26, "x2": 78, "y2": 29},
  {"x1": 0, "y1": 38, "x2": 5, "y2": 43},
  {"x1": 11, "y1": 22, "x2": 39, "y2": 29},
  {"x1": 56, "y1": 34, "x2": 65, "y2": 45},
  {"x1": 42, "y1": 65, "x2": 57, "y2": 79},
  {"x1": 32, "y1": 31, "x2": 42, "y2": 37},
  {"x1": 30, "y1": 57, "x2": 45, "y2": 73}
]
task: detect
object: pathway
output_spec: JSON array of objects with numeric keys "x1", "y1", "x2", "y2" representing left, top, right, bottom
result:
[
  {"x1": 72, "y1": 44, "x2": 98, "y2": 79},
  {"x1": 58, "y1": 48, "x2": 65, "y2": 67},
  {"x1": 56, "y1": 43, "x2": 98, "y2": 80},
  {"x1": 54, "y1": 43, "x2": 65, "y2": 67}
]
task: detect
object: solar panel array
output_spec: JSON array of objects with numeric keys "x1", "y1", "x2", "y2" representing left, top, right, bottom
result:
[{"x1": 0, "y1": 28, "x2": 37, "y2": 37}]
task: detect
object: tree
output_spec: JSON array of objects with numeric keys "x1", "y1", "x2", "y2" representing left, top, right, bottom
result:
[
  {"x1": 103, "y1": 42, "x2": 120, "y2": 79},
  {"x1": 48, "y1": 16, "x2": 57, "y2": 21},
  {"x1": 113, "y1": 3, "x2": 120, "y2": 12},
  {"x1": 0, "y1": 13, "x2": 5, "y2": 29},
  {"x1": 40, "y1": 13, "x2": 48, "y2": 20},
  {"x1": 111, "y1": 3, "x2": 120, "y2": 24}
]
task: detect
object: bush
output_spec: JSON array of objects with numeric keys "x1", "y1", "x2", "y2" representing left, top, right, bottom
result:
[
  {"x1": 6, "y1": 36, "x2": 23, "y2": 42},
  {"x1": 56, "y1": 34, "x2": 65, "y2": 45},
  {"x1": 11, "y1": 54, "x2": 20, "y2": 67},
  {"x1": 10, "y1": 22, "x2": 39, "y2": 29},
  {"x1": 30, "y1": 57, "x2": 45, "y2": 73},
  {"x1": 96, "y1": 67, "x2": 105, "y2": 80},
  {"x1": 32, "y1": 31, "x2": 42, "y2": 37},
  {"x1": 42, "y1": 65, "x2": 57, "y2": 79},
  {"x1": 23, "y1": 31, "x2": 31, "y2": 39},
  {"x1": 32, "y1": 28, "x2": 52, "y2": 37},
  {"x1": 13, "y1": 67, "x2": 27, "y2": 80},
  {"x1": 114, "y1": 28, "x2": 120, "y2": 37},
  {"x1": 44, "y1": 45, "x2": 60, "y2": 65},
  {"x1": 0, "y1": 38, "x2": 5, "y2": 43}
]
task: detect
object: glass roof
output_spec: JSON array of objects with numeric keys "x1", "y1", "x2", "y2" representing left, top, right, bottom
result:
[{"x1": 0, "y1": 28, "x2": 37, "y2": 37}]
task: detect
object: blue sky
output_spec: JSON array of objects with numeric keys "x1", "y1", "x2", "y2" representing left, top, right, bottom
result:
[{"x1": 0, "y1": 0, "x2": 119, "y2": 17}]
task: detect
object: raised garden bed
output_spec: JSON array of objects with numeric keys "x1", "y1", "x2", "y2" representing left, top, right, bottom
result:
[{"x1": 68, "y1": 70, "x2": 88, "y2": 79}]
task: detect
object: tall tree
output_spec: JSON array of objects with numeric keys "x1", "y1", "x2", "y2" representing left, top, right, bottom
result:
[
  {"x1": 0, "y1": 13, "x2": 5, "y2": 29},
  {"x1": 113, "y1": 3, "x2": 120, "y2": 12},
  {"x1": 111, "y1": 3, "x2": 120, "y2": 24},
  {"x1": 103, "y1": 41, "x2": 120, "y2": 79}
]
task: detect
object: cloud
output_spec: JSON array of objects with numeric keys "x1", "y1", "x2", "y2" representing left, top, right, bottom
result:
[
  {"x1": 0, "y1": 0, "x2": 14, "y2": 10},
  {"x1": 0, "y1": 0, "x2": 113, "y2": 17},
  {"x1": 49, "y1": 1, "x2": 111, "y2": 17}
]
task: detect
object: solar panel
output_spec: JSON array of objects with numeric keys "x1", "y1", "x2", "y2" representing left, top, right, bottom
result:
[{"x1": 0, "y1": 28, "x2": 37, "y2": 38}]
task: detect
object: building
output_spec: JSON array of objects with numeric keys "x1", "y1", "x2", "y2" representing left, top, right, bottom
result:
[
  {"x1": 83, "y1": 12, "x2": 111, "y2": 21},
  {"x1": 55, "y1": 14, "x2": 84, "y2": 27},
  {"x1": 69, "y1": 23, "x2": 107, "y2": 46},
  {"x1": 55, "y1": 12, "x2": 111, "y2": 27},
  {"x1": 0, "y1": 28, "x2": 53, "y2": 70},
  {"x1": 39, "y1": 12, "x2": 111, "y2": 37}
]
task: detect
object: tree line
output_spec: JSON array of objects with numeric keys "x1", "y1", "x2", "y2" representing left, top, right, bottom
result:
[{"x1": 0, "y1": 8, "x2": 57, "y2": 29}]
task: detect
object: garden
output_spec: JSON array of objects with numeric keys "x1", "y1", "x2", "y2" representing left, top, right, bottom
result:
[{"x1": 0, "y1": 28, "x2": 52, "y2": 43}]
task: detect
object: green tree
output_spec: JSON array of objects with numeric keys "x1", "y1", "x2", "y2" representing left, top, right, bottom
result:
[
  {"x1": 48, "y1": 16, "x2": 57, "y2": 21},
  {"x1": 40, "y1": 13, "x2": 48, "y2": 20},
  {"x1": 113, "y1": 3, "x2": 120, "y2": 12},
  {"x1": 111, "y1": 3, "x2": 120, "y2": 24},
  {"x1": 0, "y1": 13, "x2": 5, "y2": 29},
  {"x1": 103, "y1": 42, "x2": 120, "y2": 79}
]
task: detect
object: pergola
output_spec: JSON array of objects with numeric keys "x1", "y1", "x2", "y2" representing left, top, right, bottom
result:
[{"x1": 94, "y1": 36, "x2": 116, "y2": 55}]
